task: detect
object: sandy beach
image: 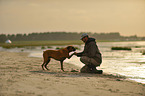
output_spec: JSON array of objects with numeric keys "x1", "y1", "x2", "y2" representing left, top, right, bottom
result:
[{"x1": 0, "y1": 51, "x2": 145, "y2": 96}]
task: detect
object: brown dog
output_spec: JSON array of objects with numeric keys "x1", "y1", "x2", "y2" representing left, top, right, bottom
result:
[{"x1": 41, "y1": 46, "x2": 76, "y2": 71}]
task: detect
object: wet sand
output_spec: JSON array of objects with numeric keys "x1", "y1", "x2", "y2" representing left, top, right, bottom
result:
[{"x1": 0, "y1": 51, "x2": 145, "y2": 96}]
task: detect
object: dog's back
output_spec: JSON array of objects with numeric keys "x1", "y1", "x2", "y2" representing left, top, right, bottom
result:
[{"x1": 43, "y1": 48, "x2": 69, "y2": 61}]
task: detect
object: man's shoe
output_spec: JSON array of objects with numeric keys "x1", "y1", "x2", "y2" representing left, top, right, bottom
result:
[
  {"x1": 91, "y1": 67, "x2": 103, "y2": 74},
  {"x1": 93, "y1": 70, "x2": 103, "y2": 74}
]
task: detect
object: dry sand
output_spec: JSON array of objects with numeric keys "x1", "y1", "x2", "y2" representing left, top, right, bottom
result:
[{"x1": 0, "y1": 51, "x2": 145, "y2": 96}]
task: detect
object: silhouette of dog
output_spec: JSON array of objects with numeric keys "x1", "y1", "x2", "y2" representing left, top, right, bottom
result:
[{"x1": 41, "y1": 46, "x2": 76, "y2": 71}]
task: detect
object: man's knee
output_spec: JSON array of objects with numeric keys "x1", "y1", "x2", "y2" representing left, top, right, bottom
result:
[
  {"x1": 80, "y1": 56, "x2": 87, "y2": 62},
  {"x1": 80, "y1": 56, "x2": 101, "y2": 67},
  {"x1": 80, "y1": 56, "x2": 90, "y2": 65}
]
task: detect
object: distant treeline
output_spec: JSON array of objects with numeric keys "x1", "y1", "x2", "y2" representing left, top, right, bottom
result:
[{"x1": 0, "y1": 32, "x2": 144, "y2": 42}]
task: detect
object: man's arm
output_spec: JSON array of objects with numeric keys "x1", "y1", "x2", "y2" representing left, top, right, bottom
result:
[
  {"x1": 73, "y1": 52, "x2": 84, "y2": 57},
  {"x1": 76, "y1": 52, "x2": 84, "y2": 57}
]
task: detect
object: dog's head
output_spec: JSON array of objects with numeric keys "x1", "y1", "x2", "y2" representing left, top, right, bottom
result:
[{"x1": 67, "y1": 46, "x2": 76, "y2": 52}]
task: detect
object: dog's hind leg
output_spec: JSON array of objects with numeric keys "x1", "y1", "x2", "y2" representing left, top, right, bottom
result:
[
  {"x1": 44, "y1": 58, "x2": 50, "y2": 70},
  {"x1": 41, "y1": 62, "x2": 45, "y2": 70}
]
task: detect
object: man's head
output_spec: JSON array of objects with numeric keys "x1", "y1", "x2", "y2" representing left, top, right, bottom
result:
[{"x1": 81, "y1": 33, "x2": 89, "y2": 43}]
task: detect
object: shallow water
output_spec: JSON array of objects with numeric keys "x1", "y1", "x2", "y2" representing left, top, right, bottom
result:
[
  {"x1": 1, "y1": 41, "x2": 145, "y2": 84},
  {"x1": 66, "y1": 41, "x2": 145, "y2": 84}
]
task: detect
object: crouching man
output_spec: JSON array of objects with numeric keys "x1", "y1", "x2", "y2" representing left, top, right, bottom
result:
[{"x1": 74, "y1": 33, "x2": 103, "y2": 74}]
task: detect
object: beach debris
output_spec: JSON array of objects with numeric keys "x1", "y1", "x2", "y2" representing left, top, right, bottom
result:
[
  {"x1": 140, "y1": 50, "x2": 145, "y2": 55},
  {"x1": 71, "y1": 69, "x2": 78, "y2": 72},
  {"x1": 111, "y1": 47, "x2": 131, "y2": 51},
  {"x1": 142, "y1": 51, "x2": 145, "y2": 55},
  {"x1": 41, "y1": 46, "x2": 45, "y2": 49},
  {"x1": 56, "y1": 47, "x2": 64, "y2": 50},
  {"x1": 116, "y1": 79, "x2": 121, "y2": 81}
]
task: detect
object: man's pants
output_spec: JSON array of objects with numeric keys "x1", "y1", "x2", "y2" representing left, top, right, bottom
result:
[{"x1": 80, "y1": 56, "x2": 101, "y2": 73}]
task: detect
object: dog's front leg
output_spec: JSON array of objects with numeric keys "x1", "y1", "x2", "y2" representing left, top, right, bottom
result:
[
  {"x1": 60, "y1": 60, "x2": 65, "y2": 72},
  {"x1": 68, "y1": 52, "x2": 75, "y2": 59}
]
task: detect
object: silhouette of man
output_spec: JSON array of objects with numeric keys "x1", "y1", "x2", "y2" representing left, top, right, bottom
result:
[{"x1": 74, "y1": 33, "x2": 102, "y2": 73}]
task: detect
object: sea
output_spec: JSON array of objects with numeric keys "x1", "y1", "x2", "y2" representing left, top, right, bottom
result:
[{"x1": 1, "y1": 41, "x2": 145, "y2": 84}]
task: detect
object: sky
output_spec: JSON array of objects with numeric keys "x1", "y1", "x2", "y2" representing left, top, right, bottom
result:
[{"x1": 0, "y1": 0, "x2": 145, "y2": 36}]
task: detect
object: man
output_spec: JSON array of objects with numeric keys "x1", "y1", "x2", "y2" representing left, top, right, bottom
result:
[{"x1": 74, "y1": 33, "x2": 102, "y2": 74}]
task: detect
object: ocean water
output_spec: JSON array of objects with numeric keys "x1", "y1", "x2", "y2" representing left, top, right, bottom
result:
[
  {"x1": 1, "y1": 41, "x2": 145, "y2": 84},
  {"x1": 65, "y1": 41, "x2": 145, "y2": 84}
]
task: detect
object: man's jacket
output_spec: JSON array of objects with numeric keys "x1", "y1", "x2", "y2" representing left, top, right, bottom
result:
[{"x1": 76, "y1": 38, "x2": 102, "y2": 64}]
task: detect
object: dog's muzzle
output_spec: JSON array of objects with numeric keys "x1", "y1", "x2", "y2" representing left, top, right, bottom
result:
[{"x1": 73, "y1": 48, "x2": 76, "y2": 51}]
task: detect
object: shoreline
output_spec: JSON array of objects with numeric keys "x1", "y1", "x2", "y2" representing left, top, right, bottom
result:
[
  {"x1": 29, "y1": 52, "x2": 144, "y2": 84},
  {"x1": 0, "y1": 51, "x2": 145, "y2": 96}
]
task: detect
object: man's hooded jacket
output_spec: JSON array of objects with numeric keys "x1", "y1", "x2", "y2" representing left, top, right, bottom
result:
[{"x1": 76, "y1": 38, "x2": 102, "y2": 64}]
